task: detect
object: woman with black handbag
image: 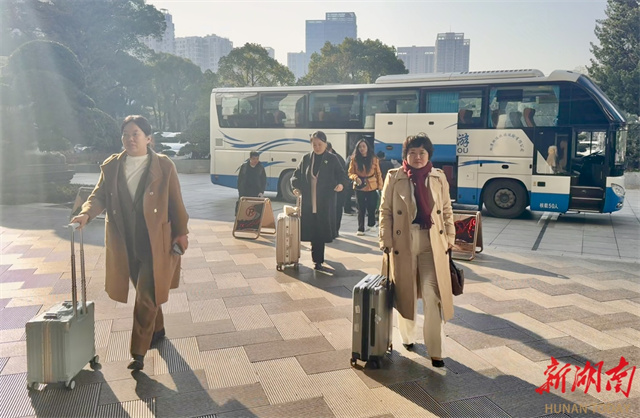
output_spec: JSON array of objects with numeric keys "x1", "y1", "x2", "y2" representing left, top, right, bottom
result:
[
  {"x1": 348, "y1": 139, "x2": 383, "y2": 236},
  {"x1": 379, "y1": 133, "x2": 455, "y2": 368}
]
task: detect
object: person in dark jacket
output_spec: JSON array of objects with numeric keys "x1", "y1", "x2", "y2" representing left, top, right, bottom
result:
[
  {"x1": 327, "y1": 142, "x2": 347, "y2": 235},
  {"x1": 291, "y1": 131, "x2": 347, "y2": 271},
  {"x1": 236, "y1": 151, "x2": 267, "y2": 214},
  {"x1": 377, "y1": 151, "x2": 394, "y2": 181}
]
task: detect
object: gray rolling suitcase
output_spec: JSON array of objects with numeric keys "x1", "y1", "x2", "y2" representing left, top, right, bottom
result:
[
  {"x1": 350, "y1": 253, "x2": 393, "y2": 369},
  {"x1": 276, "y1": 196, "x2": 301, "y2": 271},
  {"x1": 26, "y1": 223, "x2": 99, "y2": 390}
]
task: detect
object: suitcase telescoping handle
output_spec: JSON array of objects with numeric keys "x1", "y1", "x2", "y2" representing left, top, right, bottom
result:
[
  {"x1": 68, "y1": 223, "x2": 87, "y2": 317},
  {"x1": 384, "y1": 249, "x2": 391, "y2": 291}
]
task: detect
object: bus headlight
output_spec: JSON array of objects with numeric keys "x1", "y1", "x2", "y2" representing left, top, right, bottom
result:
[{"x1": 611, "y1": 183, "x2": 625, "y2": 198}]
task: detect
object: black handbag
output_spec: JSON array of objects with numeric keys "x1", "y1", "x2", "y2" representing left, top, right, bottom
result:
[{"x1": 449, "y1": 250, "x2": 464, "y2": 296}]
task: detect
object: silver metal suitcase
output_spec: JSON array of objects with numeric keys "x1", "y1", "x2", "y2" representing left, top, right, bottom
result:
[
  {"x1": 26, "y1": 223, "x2": 99, "y2": 390},
  {"x1": 276, "y1": 196, "x2": 301, "y2": 271},
  {"x1": 351, "y1": 254, "x2": 393, "y2": 369}
]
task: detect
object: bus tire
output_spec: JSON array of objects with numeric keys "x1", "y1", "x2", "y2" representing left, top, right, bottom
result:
[
  {"x1": 279, "y1": 170, "x2": 296, "y2": 203},
  {"x1": 483, "y1": 179, "x2": 528, "y2": 219}
]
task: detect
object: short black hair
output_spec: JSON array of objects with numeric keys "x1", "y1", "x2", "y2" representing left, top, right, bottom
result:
[
  {"x1": 310, "y1": 130, "x2": 327, "y2": 143},
  {"x1": 402, "y1": 133, "x2": 434, "y2": 161},
  {"x1": 249, "y1": 151, "x2": 260, "y2": 158},
  {"x1": 121, "y1": 115, "x2": 152, "y2": 136}
]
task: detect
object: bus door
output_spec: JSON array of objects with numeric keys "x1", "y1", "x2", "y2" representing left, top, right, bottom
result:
[
  {"x1": 567, "y1": 130, "x2": 608, "y2": 212},
  {"x1": 530, "y1": 127, "x2": 572, "y2": 212}
]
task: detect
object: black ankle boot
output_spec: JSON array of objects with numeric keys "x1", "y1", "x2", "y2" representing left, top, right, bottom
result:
[{"x1": 127, "y1": 354, "x2": 144, "y2": 370}]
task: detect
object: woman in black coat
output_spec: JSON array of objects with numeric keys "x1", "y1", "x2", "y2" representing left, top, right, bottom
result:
[{"x1": 291, "y1": 131, "x2": 347, "y2": 270}]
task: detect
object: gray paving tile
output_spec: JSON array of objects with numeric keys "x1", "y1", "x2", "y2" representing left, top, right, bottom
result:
[
  {"x1": 163, "y1": 313, "x2": 236, "y2": 338},
  {"x1": 0, "y1": 305, "x2": 42, "y2": 330},
  {"x1": 470, "y1": 299, "x2": 543, "y2": 315},
  {"x1": 98, "y1": 369, "x2": 208, "y2": 405},
  {"x1": 454, "y1": 308, "x2": 517, "y2": 332},
  {"x1": 244, "y1": 336, "x2": 335, "y2": 362},
  {"x1": 223, "y1": 292, "x2": 292, "y2": 309},
  {"x1": 522, "y1": 306, "x2": 595, "y2": 323},
  {"x1": 217, "y1": 397, "x2": 335, "y2": 418},
  {"x1": 418, "y1": 367, "x2": 530, "y2": 403},
  {"x1": 507, "y1": 336, "x2": 599, "y2": 362},
  {"x1": 296, "y1": 349, "x2": 352, "y2": 375},
  {"x1": 577, "y1": 288, "x2": 640, "y2": 302},
  {"x1": 448, "y1": 326, "x2": 539, "y2": 350},
  {"x1": 155, "y1": 383, "x2": 269, "y2": 418},
  {"x1": 303, "y1": 305, "x2": 352, "y2": 323},
  {"x1": 570, "y1": 345, "x2": 640, "y2": 371},
  {"x1": 95, "y1": 398, "x2": 155, "y2": 418},
  {"x1": 183, "y1": 282, "x2": 253, "y2": 301},
  {"x1": 487, "y1": 387, "x2": 601, "y2": 418},
  {"x1": 441, "y1": 396, "x2": 510, "y2": 418},
  {"x1": 197, "y1": 327, "x2": 282, "y2": 351},
  {"x1": 575, "y1": 312, "x2": 640, "y2": 331},
  {"x1": 263, "y1": 297, "x2": 334, "y2": 315},
  {"x1": 25, "y1": 379, "x2": 101, "y2": 418}
]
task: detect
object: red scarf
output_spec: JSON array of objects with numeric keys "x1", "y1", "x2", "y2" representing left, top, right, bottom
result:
[{"x1": 402, "y1": 160, "x2": 433, "y2": 229}]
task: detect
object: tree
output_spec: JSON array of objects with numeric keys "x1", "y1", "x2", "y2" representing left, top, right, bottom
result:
[
  {"x1": 178, "y1": 115, "x2": 210, "y2": 159},
  {"x1": 149, "y1": 53, "x2": 204, "y2": 131},
  {"x1": 218, "y1": 43, "x2": 295, "y2": 87},
  {"x1": 300, "y1": 38, "x2": 407, "y2": 85},
  {"x1": 1, "y1": 0, "x2": 166, "y2": 117},
  {"x1": 588, "y1": 0, "x2": 639, "y2": 115}
]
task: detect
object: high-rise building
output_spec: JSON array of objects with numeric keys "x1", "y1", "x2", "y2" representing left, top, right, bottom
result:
[
  {"x1": 397, "y1": 46, "x2": 435, "y2": 74},
  {"x1": 305, "y1": 12, "x2": 357, "y2": 56},
  {"x1": 264, "y1": 47, "x2": 275, "y2": 59},
  {"x1": 175, "y1": 34, "x2": 233, "y2": 72},
  {"x1": 435, "y1": 32, "x2": 470, "y2": 73},
  {"x1": 288, "y1": 52, "x2": 309, "y2": 80},
  {"x1": 141, "y1": 9, "x2": 175, "y2": 55}
]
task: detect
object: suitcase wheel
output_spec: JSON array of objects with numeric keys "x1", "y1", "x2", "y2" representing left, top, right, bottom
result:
[
  {"x1": 27, "y1": 382, "x2": 39, "y2": 390},
  {"x1": 350, "y1": 357, "x2": 357, "y2": 367},
  {"x1": 276, "y1": 264, "x2": 282, "y2": 271},
  {"x1": 294, "y1": 262, "x2": 299, "y2": 271},
  {"x1": 90, "y1": 355, "x2": 100, "y2": 370},
  {"x1": 65, "y1": 379, "x2": 76, "y2": 390}
]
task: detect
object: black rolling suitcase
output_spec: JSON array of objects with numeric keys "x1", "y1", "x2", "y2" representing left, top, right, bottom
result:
[{"x1": 350, "y1": 253, "x2": 393, "y2": 369}]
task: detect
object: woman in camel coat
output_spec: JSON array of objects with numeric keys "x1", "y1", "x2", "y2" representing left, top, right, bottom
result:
[
  {"x1": 72, "y1": 115, "x2": 189, "y2": 371},
  {"x1": 379, "y1": 133, "x2": 455, "y2": 367}
]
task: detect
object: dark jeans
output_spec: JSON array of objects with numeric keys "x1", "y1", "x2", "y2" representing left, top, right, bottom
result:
[{"x1": 356, "y1": 190, "x2": 378, "y2": 232}]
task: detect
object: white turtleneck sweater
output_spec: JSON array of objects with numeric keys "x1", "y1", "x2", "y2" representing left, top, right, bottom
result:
[{"x1": 123, "y1": 154, "x2": 149, "y2": 200}]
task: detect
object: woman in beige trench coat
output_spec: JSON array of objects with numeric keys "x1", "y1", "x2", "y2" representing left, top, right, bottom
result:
[
  {"x1": 379, "y1": 133, "x2": 455, "y2": 367},
  {"x1": 71, "y1": 115, "x2": 189, "y2": 371}
]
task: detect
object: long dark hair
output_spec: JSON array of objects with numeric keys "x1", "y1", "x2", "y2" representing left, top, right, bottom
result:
[{"x1": 354, "y1": 139, "x2": 375, "y2": 172}]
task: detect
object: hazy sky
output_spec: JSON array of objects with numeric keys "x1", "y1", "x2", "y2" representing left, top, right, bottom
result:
[{"x1": 146, "y1": 0, "x2": 607, "y2": 76}]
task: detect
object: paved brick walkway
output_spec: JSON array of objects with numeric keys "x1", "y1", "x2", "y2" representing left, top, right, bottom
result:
[{"x1": 1, "y1": 174, "x2": 639, "y2": 417}]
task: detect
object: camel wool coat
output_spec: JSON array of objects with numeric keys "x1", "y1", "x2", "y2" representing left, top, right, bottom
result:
[
  {"x1": 379, "y1": 167, "x2": 456, "y2": 321},
  {"x1": 80, "y1": 150, "x2": 189, "y2": 305}
]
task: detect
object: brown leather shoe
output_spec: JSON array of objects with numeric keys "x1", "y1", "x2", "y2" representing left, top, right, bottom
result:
[{"x1": 127, "y1": 354, "x2": 144, "y2": 371}]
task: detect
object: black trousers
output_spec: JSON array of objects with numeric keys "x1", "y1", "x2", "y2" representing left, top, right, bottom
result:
[
  {"x1": 310, "y1": 214, "x2": 325, "y2": 264},
  {"x1": 356, "y1": 190, "x2": 378, "y2": 232},
  {"x1": 335, "y1": 191, "x2": 346, "y2": 233}
]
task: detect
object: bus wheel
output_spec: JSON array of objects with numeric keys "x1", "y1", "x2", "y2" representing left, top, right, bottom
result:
[
  {"x1": 279, "y1": 170, "x2": 296, "y2": 203},
  {"x1": 483, "y1": 180, "x2": 527, "y2": 218}
]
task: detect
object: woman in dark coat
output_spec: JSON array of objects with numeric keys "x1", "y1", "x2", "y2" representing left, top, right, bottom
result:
[{"x1": 291, "y1": 131, "x2": 347, "y2": 270}]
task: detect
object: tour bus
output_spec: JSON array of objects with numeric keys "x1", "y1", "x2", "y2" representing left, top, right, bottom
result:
[{"x1": 209, "y1": 69, "x2": 627, "y2": 218}]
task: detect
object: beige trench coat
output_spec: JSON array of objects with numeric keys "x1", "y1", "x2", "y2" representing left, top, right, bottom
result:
[
  {"x1": 379, "y1": 167, "x2": 456, "y2": 321},
  {"x1": 80, "y1": 150, "x2": 189, "y2": 305}
]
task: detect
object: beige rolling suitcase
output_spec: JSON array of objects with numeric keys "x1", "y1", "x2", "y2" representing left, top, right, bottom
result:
[
  {"x1": 276, "y1": 196, "x2": 301, "y2": 271},
  {"x1": 26, "y1": 223, "x2": 99, "y2": 390}
]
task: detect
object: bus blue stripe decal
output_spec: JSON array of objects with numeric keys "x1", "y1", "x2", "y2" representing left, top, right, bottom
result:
[
  {"x1": 459, "y1": 160, "x2": 514, "y2": 166},
  {"x1": 456, "y1": 187, "x2": 481, "y2": 205},
  {"x1": 603, "y1": 187, "x2": 624, "y2": 213}
]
